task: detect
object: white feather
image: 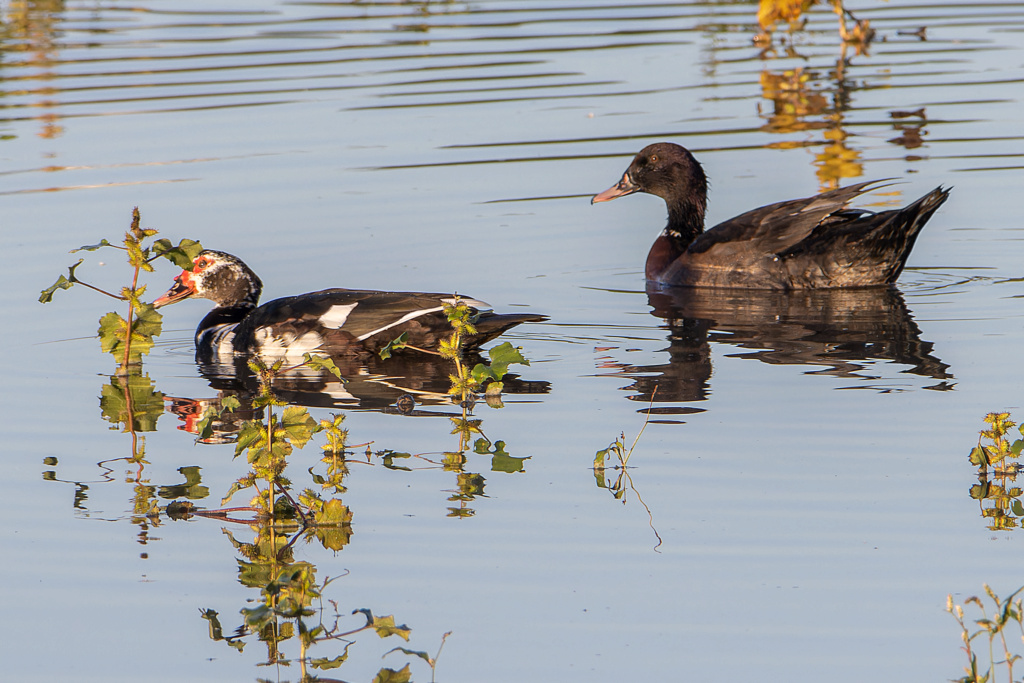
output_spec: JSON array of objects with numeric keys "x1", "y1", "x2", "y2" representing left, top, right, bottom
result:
[
  {"x1": 355, "y1": 298, "x2": 492, "y2": 341},
  {"x1": 319, "y1": 303, "x2": 358, "y2": 330}
]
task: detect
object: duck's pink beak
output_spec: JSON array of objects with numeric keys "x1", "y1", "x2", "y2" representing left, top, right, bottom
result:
[
  {"x1": 592, "y1": 171, "x2": 639, "y2": 204},
  {"x1": 152, "y1": 270, "x2": 196, "y2": 308}
]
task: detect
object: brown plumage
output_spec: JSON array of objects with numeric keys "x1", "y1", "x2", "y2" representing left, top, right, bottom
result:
[{"x1": 592, "y1": 142, "x2": 949, "y2": 289}]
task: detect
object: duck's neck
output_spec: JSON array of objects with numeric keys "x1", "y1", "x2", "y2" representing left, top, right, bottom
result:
[
  {"x1": 195, "y1": 304, "x2": 254, "y2": 346},
  {"x1": 646, "y1": 197, "x2": 706, "y2": 279}
]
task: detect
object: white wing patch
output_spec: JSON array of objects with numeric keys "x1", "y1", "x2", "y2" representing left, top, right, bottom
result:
[
  {"x1": 355, "y1": 298, "x2": 492, "y2": 342},
  {"x1": 356, "y1": 306, "x2": 444, "y2": 341},
  {"x1": 319, "y1": 303, "x2": 358, "y2": 330}
]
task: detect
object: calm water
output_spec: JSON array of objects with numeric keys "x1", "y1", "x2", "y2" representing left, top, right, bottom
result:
[{"x1": 4, "y1": 0, "x2": 1024, "y2": 680}]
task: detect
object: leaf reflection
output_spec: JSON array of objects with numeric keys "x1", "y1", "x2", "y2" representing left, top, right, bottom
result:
[{"x1": 967, "y1": 412, "x2": 1024, "y2": 531}]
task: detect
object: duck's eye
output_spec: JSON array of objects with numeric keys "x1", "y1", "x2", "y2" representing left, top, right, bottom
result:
[
  {"x1": 194, "y1": 258, "x2": 208, "y2": 271},
  {"x1": 650, "y1": 154, "x2": 658, "y2": 163}
]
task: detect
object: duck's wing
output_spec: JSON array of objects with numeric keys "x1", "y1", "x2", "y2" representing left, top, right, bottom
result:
[
  {"x1": 688, "y1": 180, "x2": 887, "y2": 256},
  {"x1": 233, "y1": 289, "x2": 490, "y2": 351},
  {"x1": 232, "y1": 289, "x2": 544, "y2": 356}
]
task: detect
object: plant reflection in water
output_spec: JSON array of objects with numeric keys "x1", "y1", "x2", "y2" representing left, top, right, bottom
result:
[
  {"x1": 968, "y1": 412, "x2": 1024, "y2": 531},
  {"x1": 40, "y1": 214, "x2": 548, "y2": 678}
]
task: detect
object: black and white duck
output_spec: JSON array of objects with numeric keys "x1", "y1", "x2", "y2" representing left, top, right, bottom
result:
[{"x1": 152, "y1": 250, "x2": 545, "y2": 364}]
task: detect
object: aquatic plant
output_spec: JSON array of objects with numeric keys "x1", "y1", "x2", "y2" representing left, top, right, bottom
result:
[
  {"x1": 594, "y1": 391, "x2": 662, "y2": 550},
  {"x1": 38, "y1": 211, "x2": 529, "y2": 680},
  {"x1": 380, "y1": 296, "x2": 534, "y2": 515},
  {"x1": 201, "y1": 558, "x2": 446, "y2": 679},
  {"x1": 381, "y1": 297, "x2": 532, "y2": 403},
  {"x1": 39, "y1": 207, "x2": 201, "y2": 371},
  {"x1": 948, "y1": 585, "x2": 1024, "y2": 683},
  {"x1": 215, "y1": 354, "x2": 353, "y2": 534},
  {"x1": 968, "y1": 412, "x2": 1024, "y2": 530},
  {"x1": 756, "y1": 0, "x2": 874, "y2": 47}
]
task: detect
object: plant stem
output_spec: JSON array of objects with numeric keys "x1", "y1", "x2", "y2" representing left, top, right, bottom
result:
[
  {"x1": 76, "y1": 279, "x2": 128, "y2": 300},
  {"x1": 120, "y1": 261, "x2": 140, "y2": 373}
]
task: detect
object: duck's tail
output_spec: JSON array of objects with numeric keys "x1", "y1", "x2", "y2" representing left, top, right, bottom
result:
[
  {"x1": 872, "y1": 186, "x2": 950, "y2": 283},
  {"x1": 468, "y1": 313, "x2": 548, "y2": 348}
]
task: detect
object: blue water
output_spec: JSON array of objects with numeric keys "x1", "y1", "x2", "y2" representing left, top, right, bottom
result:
[{"x1": 4, "y1": 1, "x2": 1024, "y2": 680}]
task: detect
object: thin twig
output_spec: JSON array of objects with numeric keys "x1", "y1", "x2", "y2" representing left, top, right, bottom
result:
[{"x1": 623, "y1": 384, "x2": 657, "y2": 466}]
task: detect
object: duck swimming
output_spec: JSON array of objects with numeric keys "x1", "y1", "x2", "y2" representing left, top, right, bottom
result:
[
  {"x1": 592, "y1": 142, "x2": 949, "y2": 289},
  {"x1": 152, "y1": 250, "x2": 545, "y2": 364}
]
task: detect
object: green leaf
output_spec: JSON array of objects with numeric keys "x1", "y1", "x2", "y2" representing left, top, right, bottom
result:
[
  {"x1": 96, "y1": 304, "x2": 163, "y2": 361},
  {"x1": 311, "y1": 503, "x2": 354, "y2": 550},
  {"x1": 315, "y1": 526, "x2": 353, "y2": 552},
  {"x1": 282, "y1": 406, "x2": 317, "y2": 448},
  {"x1": 157, "y1": 466, "x2": 210, "y2": 500},
  {"x1": 471, "y1": 362, "x2": 499, "y2": 385},
  {"x1": 200, "y1": 608, "x2": 224, "y2": 641},
  {"x1": 235, "y1": 558, "x2": 278, "y2": 589},
  {"x1": 241, "y1": 604, "x2": 273, "y2": 630},
  {"x1": 234, "y1": 421, "x2": 264, "y2": 458},
  {"x1": 152, "y1": 238, "x2": 203, "y2": 269},
  {"x1": 99, "y1": 373, "x2": 165, "y2": 432},
  {"x1": 475, "y1": 438, "x2": 529, "y2": 472},
  {"x1": 1013, "y1": 499, "x2": 1024, "y2": 517},
  {"x1": 486, "y1": 341, "x2": 529, "y2": 378},
  {"x1": 221, "y1": 480, "x2": 249, "y2": 507},
  {"x1": 316, "y1": 498, "x2": 352, "y2": 526},
  {"x1": 193, "y1": 406, "x2": 220, "y2": 442},
  {"x1": 39, "y1": 275, "x2": 73, "y2": 304},
  {"x1": 39, "y1": 259, "x2": 87, "y2": 303},
  {"x1": 490, "y1": 443, "x2": 529, "y2": 473},
  {"x1": 381, "y1": 451, "x2": 413, "y2": 471},
  {"x1": 132, "y1": 303, "x2": 163, "y2": 339},
  {"x1": 303, "y1": 353, "x2": 342, "y2": 379},
  {"x1": 311, "y1": 654, "x2": 348, "y2": 670},
  {"x1": 220, "y1": 395, "x2": 241, "y2": 412},
  {"x1": 98, "y1": 311, "x2": 127, "y2": 354},
  {"x1": 373, "y1": 665, "x2": 412, "y2": 683},
  {"x1": 379, "y1": 332, "x2": 409, "y2": 360},
  {"x1": 354, "y1": 610, "x2": 411, "y2": 641},
  {"x1": 385, "y1": 646, "x2": 434, "y2": 666},
  {"x1": 71, "y1": 239, "x2": 113, "y2": 253}
]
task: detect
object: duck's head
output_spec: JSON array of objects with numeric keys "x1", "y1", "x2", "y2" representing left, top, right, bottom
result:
[
  {"x1": 591, "y1": 142, "x2": 707, "y2": 207},
  {"x1": 153, "y1": 250, "x2": 263, "y2": 309}
]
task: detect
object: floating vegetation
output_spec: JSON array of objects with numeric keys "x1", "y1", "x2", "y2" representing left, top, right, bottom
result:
[{"x1": 968, "y1": 412, "x2": 1024, "y2": 530}]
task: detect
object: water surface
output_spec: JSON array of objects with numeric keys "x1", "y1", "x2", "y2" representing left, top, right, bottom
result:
[{"x1": 4, "y1": 1, "x2": 1024, "y2": 681}]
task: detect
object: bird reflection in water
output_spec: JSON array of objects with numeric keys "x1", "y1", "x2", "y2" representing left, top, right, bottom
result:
[
  {"x1": 601, "y1": 285, "x2": 952, "y2": 420},
  {"x1": 164, "y1": 350, "x2": 550, "y2": 442}
]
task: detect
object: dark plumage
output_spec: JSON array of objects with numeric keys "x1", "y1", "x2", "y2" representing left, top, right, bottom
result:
[
  {"x1": 152, "y1": 250, "x2": 545, "y2": 364},
  {"x1": 592, "y1": 142, "x2": 949, "y2": 289}
]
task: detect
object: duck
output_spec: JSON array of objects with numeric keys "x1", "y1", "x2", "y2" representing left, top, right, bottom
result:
[
  {"x1": 152, "y1": 250, "x2": 545, "y2": 364},
  {"x1": 591, "y1": 142, "x2": 950, "y2": 289}
]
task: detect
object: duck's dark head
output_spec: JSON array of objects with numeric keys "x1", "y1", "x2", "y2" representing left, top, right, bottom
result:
[
  {"x1": 592, "y1": 142, "x2": 708, "y2": 241},
  {"x1": 153, "y1": 250, "x2": 262, "y2": 310}
]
